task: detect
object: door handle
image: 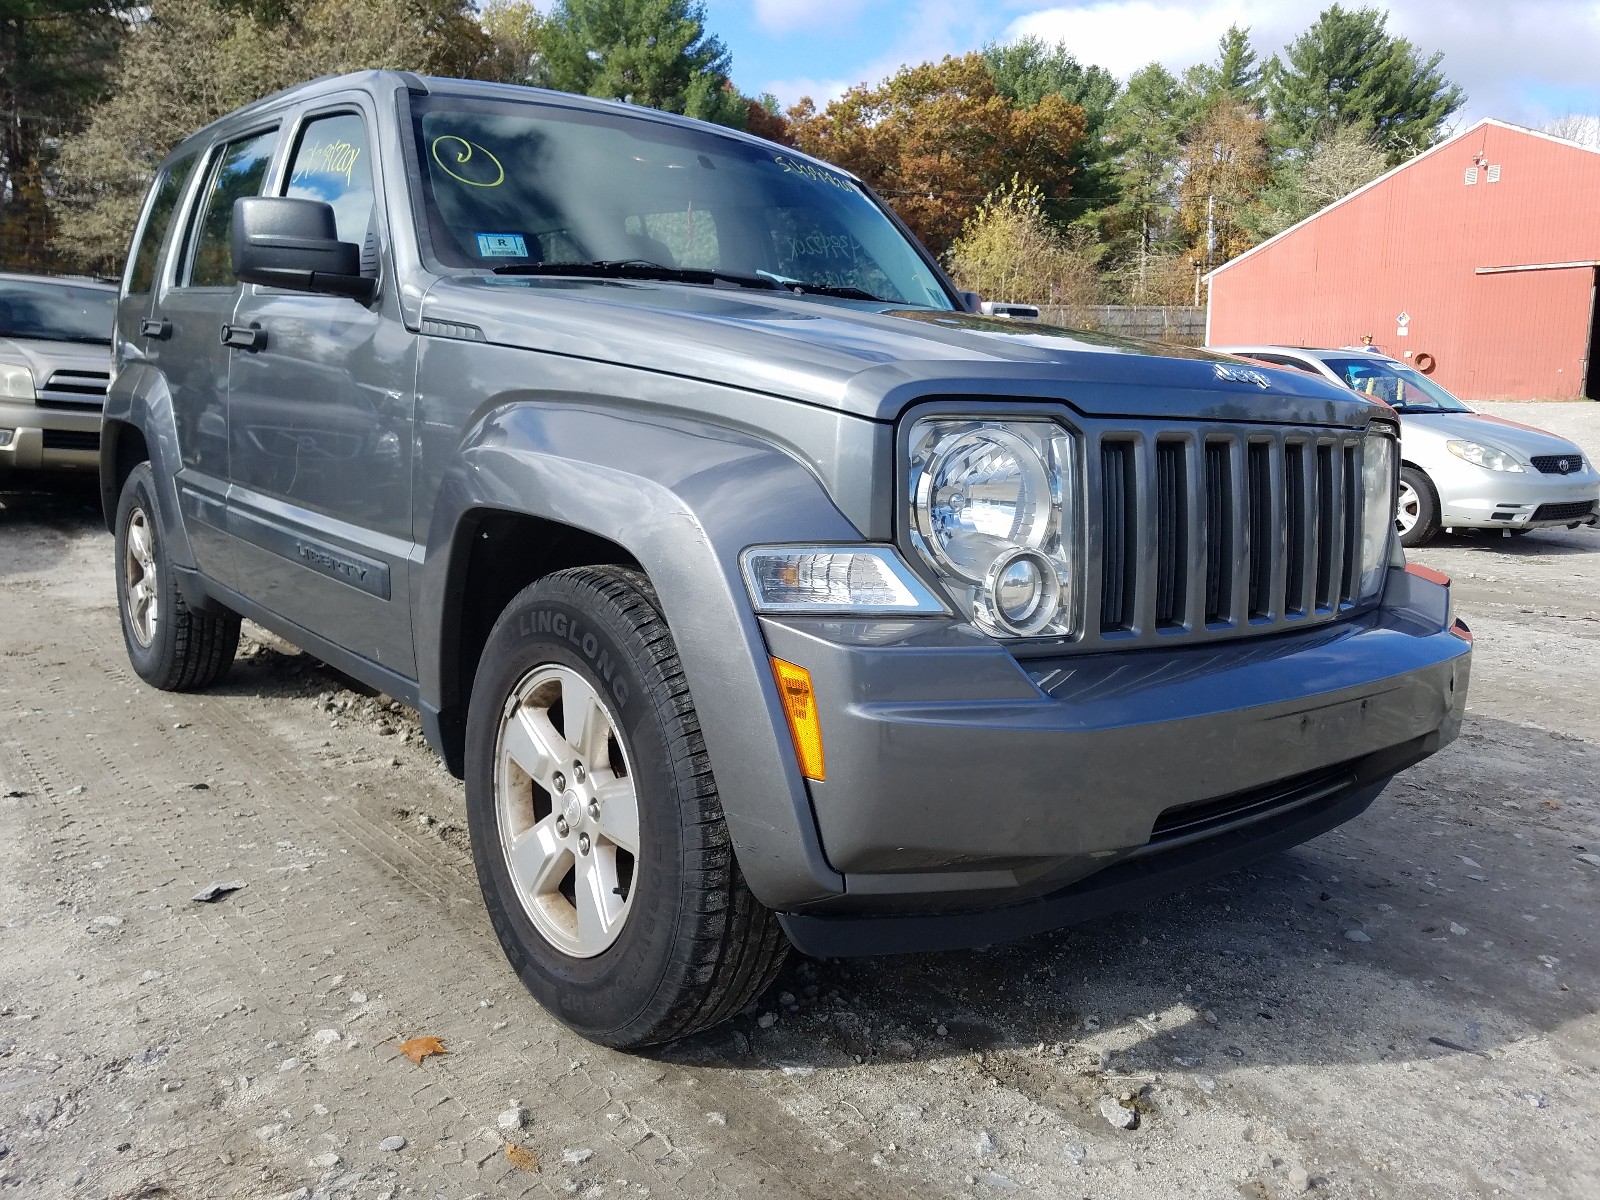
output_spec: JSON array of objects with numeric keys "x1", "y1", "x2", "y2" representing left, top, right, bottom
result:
[
  {"x1": 140, "y1": 318, "x2": 172, "y2": 340},
  {"x1": 220, "y1": 322, "x2": 267, "y2": 352}
]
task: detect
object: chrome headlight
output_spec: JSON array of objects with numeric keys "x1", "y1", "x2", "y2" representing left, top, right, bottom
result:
[
  {"x1": 907, "y1": 418, "x2": 1078, "y2": 637},
  {"x1": 0, "y1": 362, "x2": 35, "y2": 401},
  {"x1": 1359, "y1": 428, "x2": 1398, "y2": 599},
  {"x1": 1447, "y1": 439, "x2": 1524, "y2": 473}
]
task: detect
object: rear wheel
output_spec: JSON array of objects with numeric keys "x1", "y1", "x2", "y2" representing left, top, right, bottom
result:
[
  {"x1": 115, "y1": 462, "x2": 240, "y2": 690},
  {"x1": 465, "y1": 565, "x2": 788, "y2": 1048},
  {"x1": 1395, "y1": 466, "x2": 1440, "y2": 548}
]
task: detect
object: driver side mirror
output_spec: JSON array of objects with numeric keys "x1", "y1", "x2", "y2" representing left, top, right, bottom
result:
[{"x1": 232, "y1": 197, "x2": 375, "y2": 301}]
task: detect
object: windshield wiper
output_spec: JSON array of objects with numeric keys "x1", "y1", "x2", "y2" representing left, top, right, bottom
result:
[
  {"x1": 493, "y1": 260, "x2": 895, "y2": 304},
  {"x1": 755, "y1": 270, "x2": 889, "y2": 303},
  {"x1": 491, "y1": 259, "x2": 781, "y2": 292}
]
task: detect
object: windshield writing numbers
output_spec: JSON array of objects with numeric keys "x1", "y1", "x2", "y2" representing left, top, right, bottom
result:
[
  {"x1": 432, "y1": 135, "x2": 505, "y2": 187},
  {"x1": 773, "y1": 155, "x2": 855, "y2": 192},
  {"x1": 291, "y1": 138, "x2": 361, "y2": 188},
  {"x1": 784, "y1": 232, "x2": 854, "y2": 261}
]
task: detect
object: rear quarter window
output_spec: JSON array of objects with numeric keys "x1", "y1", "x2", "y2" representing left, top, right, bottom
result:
[{"x1": 127, "y1": 151, "x2": 199, "y2": 296}]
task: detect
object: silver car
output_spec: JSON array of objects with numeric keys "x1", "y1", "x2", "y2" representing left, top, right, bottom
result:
[
  {"x1": 1218, "y1": 346, "x2": 1600, "y2": 546},
  {"x1": 0, "y1": 273, "x2": 116, "y2": 475}
]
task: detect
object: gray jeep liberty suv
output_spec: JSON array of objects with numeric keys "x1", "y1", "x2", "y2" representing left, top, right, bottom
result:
[{"x1": 104, "y1": 71, "x2": 1472, "y2": 1049}]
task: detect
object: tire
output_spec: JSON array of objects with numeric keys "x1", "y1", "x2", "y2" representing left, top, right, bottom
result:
[
  {"x1": 465, "y1": 565, "x2": 788, "y2": 1048},
  {"x1": 1396, "y1": 465, "x2": 1441, "y2": 548},
  {"x1": 114, "y1": 461, "x2": 240, "y2": 690}
]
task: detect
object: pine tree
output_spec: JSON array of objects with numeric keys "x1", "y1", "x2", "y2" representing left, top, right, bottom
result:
[
  {"x1": 0, "y1": 0, "x2": 132, "y2": 272},
  {"x1": 1107, "y1": 62, "x2": 1183, "y2": 293},
  {"x1": 1266, "y1": 4, "x2": 1464, "y2": 160},
  {"x1": 983, "y1": 37, "x2": 1119, "y2": 224},
  {"x1": 538, "y1": 0, "x2": 745, "y2": 127}
]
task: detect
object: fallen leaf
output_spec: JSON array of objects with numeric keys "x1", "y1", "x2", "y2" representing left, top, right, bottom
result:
[
  {"x1": 1542, "y1": 800, "x2": 1561, "y2": 810},
  {"x1": 398, "y1": 1036, "x2": 446, "y2": 1065},
  {"x1": 505, "y1": 1144, "x2": 540, "y2": 1172}
]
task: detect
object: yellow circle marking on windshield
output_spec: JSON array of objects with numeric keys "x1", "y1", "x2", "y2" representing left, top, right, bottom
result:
[{"x1": 431, "y1": 135, "x2": 504, "y2": 187}]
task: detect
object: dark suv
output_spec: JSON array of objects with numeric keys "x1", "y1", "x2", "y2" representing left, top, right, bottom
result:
[{"x1": 104, "y1": 71, "x2": 1471, "y2": 1048}]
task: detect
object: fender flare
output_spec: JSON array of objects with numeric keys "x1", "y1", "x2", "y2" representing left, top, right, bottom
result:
[{"x1": 417, "y1": 401, "x2": 859, "y2": 909}]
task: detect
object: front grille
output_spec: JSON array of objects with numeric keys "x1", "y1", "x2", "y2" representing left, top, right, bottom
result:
[
  {"x1": 1531, "y1": 454, "x2": 1583, "y2": 475},
  {"x1": 41, "y1": 429, "x2": 100, "y2": 452},
  {"x1": 36, "y1": 369, "x2": 110, "y2": 410},
  {"x1": 1532, "y1": 499, "x2": 1597, "y2": 522},
  {"x1": 1085, "y1": 425, "x2": 1367, "y2": 648}
]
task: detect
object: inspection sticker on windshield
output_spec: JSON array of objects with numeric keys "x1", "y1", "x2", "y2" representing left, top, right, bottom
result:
[{"x1": 476, "y1": 232, "x2": 528, "y2": 258}]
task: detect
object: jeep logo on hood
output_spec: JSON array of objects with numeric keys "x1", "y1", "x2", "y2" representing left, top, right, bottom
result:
[{"x1": 1214, "y1": 363, "x2": 1270, "y2": 388}]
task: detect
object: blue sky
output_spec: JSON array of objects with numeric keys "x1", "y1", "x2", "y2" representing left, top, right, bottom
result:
[{"x1": 699, "y1": 0, "x2": 1600, "y2": 131}]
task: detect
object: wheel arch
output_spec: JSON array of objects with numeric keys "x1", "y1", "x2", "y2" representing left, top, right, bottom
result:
[
  {"x1": 413, "y1": 401, "x2": 860, "y2": 909},
  {"x1": 100, "y1": 419, "x2": 150, "y2": 533}
]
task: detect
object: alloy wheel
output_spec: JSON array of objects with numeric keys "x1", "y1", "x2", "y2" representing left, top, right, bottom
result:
[
  {"x1": 123, "y1": 506, "x2": 159, "y2": 648},
  {"x1": 1395, "y1": 480, "x2": 1420, "y2": 538},
  {"x1": 494, "y1": 664, "x2": 639, "y2": 958}
]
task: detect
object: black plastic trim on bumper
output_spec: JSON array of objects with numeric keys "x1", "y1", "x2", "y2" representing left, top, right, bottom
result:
[{"x1": 778, "y1": 773, "x2": 1391, "y2": 958}]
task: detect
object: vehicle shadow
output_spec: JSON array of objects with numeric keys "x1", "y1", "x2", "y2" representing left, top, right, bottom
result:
[
  {"x1": 1429, "y1": 526, "x2": 1600, "y2": 556},
  {"x1": 656, "y1": 712, "x2": 1597, "y2": 1079},
  {"x1": 0, "y1": 471, "x2": 105, "y2": 578}
]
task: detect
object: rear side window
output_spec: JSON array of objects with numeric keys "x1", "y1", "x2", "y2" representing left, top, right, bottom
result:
[
  {"x1": 283, "y1": 112, "x2": 377, "y2": 269},
  {"x1": 183, "y1": 128, "x2": 279, "y2": 287},
  {"x1": 127, "y1": 151, "x2": 198, "y2": 296}
]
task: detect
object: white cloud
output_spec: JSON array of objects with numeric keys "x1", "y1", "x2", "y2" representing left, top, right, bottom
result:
[
  {"x1": 1003, "y1": 0, "x2": 1600, "y2": 127},
  {"x1": 761, "y1": 0, "x2": 994, "y2": 107},
  {"x1": 752, "y1": 0, "x2": 870, "y2": 35}
]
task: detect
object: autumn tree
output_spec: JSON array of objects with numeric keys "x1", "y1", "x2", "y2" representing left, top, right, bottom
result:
[
  {"x1": 53, "y1": 0, "x2": 491, "y2": 269},
  {"x1": 945, "y1": 175, "x2": 1102, "y2": 310},
  {"x1": 536, "y1": 0, "x2": 746, "y2": 127},
  {"x1": 983, "y1": 36, "x2": 1119, "y2": 223},
  {"x1": 1177, "y1": 100, "x2": 1269, "y2": 268},
  {"x1": 787, "y1": 53, "x2": 1086, "y2": 256},
  {"x1": 479, "y1": 0, "x2": 553, "y2": 88},
  {"x1": 1266, "y1": 4, "x2": 1463, "y2": 160}
]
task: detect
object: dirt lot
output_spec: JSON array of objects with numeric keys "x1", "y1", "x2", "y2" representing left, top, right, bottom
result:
[{"x1": 1, "y1": 401, "x2": 1597, "y2": 1200}]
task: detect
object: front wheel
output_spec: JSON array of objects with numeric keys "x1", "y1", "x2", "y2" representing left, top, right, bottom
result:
[
  {"x1": 114, "y1": 462, "x2": 240, "y2": 690},
  {"x1": 465, "y1": 566, "x2": 788, "y2": 1048},
  {"x1": 1395, "y1": 465, "x2": 1441, "y2": 548}
]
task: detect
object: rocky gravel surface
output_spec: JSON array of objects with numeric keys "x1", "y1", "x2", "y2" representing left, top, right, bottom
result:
[{"x1": 0, "y1": 401, "x2": 1597, "y2": 1200}]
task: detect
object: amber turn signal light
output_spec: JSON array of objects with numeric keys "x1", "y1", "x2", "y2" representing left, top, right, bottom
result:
[{"x1": 770, "y1": 657, "x2": 825, "y2": 781}]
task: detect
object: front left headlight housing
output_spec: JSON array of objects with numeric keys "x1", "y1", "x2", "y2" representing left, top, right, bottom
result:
[
  {"x1": 906, "y1": 418, "x2": 1078, "y2": 638},
  {"x1": 1446, "y1": 439, "x2": 1524, "y2": 473},
  {"x1": 1359, "y1": 427, "x2": 1398, "y2": 599},
  {"x1": 0, "y1": 362, "x2": 35, "y2": 401}
]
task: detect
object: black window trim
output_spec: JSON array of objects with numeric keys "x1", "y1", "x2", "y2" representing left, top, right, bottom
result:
[
  {"x1": 122, "y1": 147, "x2": 202, "y2": 299},
  {"x1": 172, "y1": 121, "x2": 283, "y2": 292},
  {"x1": 275, "y1": 97, "x2": 390, "y2": 291}
]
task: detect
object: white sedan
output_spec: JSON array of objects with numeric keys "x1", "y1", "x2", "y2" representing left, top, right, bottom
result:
[{"x1": 1216, "y1": 346, "x2": 1599, "y2": 546}]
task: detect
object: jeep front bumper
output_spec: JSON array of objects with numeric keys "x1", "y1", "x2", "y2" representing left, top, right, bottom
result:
[{"x1": 757, "y1": 565, "x2": 1470, "y2": 954}]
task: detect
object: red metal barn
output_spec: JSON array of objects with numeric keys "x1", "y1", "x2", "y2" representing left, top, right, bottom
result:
[{"x1": 1206, "y1": 119, "x2": 1600, "y2": 401}]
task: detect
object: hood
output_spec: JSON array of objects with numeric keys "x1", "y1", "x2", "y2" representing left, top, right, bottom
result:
[
  {"x1": 420, "y1": 277, "x2": 1377, "y2": 427},
  {"x1": 0, "y1": 335, "x2": 112, "y2": 388},
  {"x1": 1404, "y1": 409, "x2": 1586, "y2": 460}
]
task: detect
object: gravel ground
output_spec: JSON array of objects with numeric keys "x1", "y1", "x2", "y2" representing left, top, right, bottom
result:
[{"x1": 1, "y1": 402, "x2": 1597, "y2": 1200}]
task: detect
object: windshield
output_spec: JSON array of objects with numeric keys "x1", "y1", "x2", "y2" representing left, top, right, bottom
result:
[
  {"x1": 1323, "y1": 356, "x2": 1472, "y2": 413},
  {"x1": 0, "y1": 278, "x2": 116, "y2": 345},
  {"x1": 408, "y1": 94, "x2": 956, "y2": 309}
]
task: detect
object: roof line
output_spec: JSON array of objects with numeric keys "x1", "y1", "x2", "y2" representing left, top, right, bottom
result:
[
  {"x1": 1476, "y1": 260, "x2": 1600, "y2": 274},
  {"x1": 1205, "y1": 117, "x2": 1600, "y2": 281}
]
